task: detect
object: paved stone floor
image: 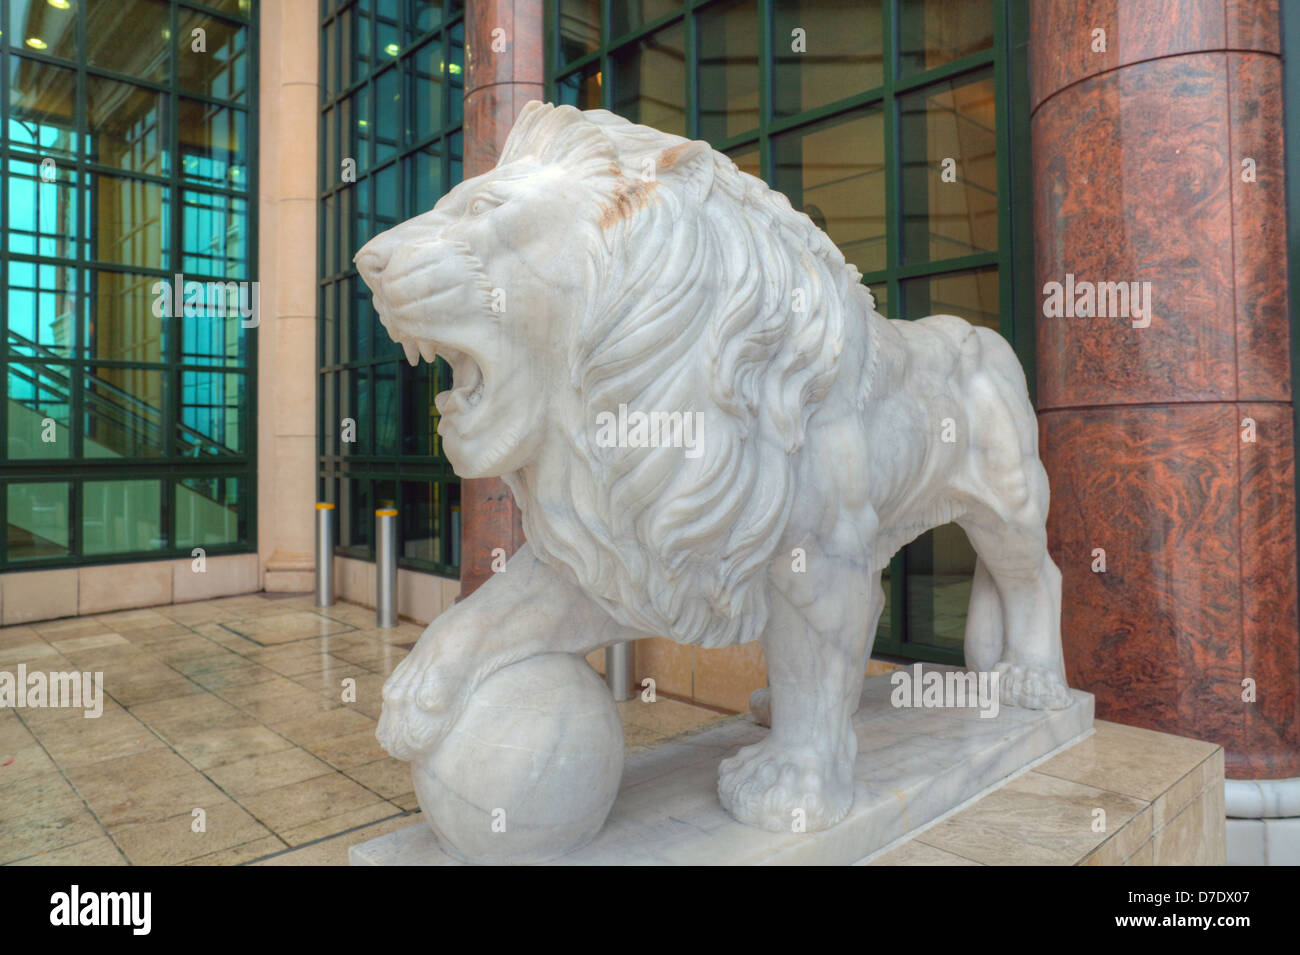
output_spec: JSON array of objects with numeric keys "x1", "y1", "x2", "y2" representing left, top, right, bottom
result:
[{"x1": 0, "y1": 593, "x2": 727, "y2": 866}]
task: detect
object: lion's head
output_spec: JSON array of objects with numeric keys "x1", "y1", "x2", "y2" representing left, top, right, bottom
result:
[{"x1": 356, "y1": 102, "x2": 875, "y2": 648}]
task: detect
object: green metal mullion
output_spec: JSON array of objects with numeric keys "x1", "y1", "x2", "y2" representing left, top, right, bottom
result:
[
  {"x1": 685, "y1": 0, "x2": 697, "y2": 140},
  {"x1": 757, "y1": 0, "x2": 770, "y2": 180},
  {"x1": 994, "y1": 0, "x2": 1011, "y2": 347},
  {"x1": 1006, "y1": 0, "x2": 1036, "y2": 403},
  {"x1": 893, "y1": 251, "x2": 1000, "y2": 280},
  {"x1": 763, "y1": 87, "x2": 887, "y2": 137},
  {"x1": 891, "y1": 50, "x2": 997, "y2": 95},
  {"x1": 71, "y1": 0, "x2": 87, "y2": 466},
  {"x1": 1, "y1": 0, "x2": 10, "y2": 490},
  {"x1": 604, "y1": 5, "x2": 688, "y2": 50},
  {"x1": 165, "y1": 0, "x2": 181, "y2": 492}
]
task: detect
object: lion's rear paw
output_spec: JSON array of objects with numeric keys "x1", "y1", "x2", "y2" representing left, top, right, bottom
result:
[
  {"x1": 994, "y1": 662, "x2": 1072, "y2": 710},
  {"x1": 717, "y1": 740, "x2": 852, "y2": 832}
]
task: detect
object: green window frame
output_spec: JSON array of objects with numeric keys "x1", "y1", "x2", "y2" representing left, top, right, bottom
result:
[
  {"x1": 317, "y1": 0, "x2": 464, "y2": 578},
  {"x1": 0, "y1": 0, "x2": 258, "y2": 571},
  {"x1": 547, "y1": 0, "x2": 1035, "y2": 665}
]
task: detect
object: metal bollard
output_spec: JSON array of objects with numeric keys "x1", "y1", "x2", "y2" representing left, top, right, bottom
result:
[
  {"x1": 605, "y1": 641, "x2": 636, "y2": 701},
  {"x1": 315, "y1": 503, "x2": 335, "y2": 607},
  {"x1": 375, "y1": 508, "x2": 399, "y2": 627}
]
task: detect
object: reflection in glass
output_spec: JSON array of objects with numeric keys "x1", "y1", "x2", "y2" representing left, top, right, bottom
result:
[
  {"x1": 698, "y1": 0, "x2": 758, "y2": 141},
  {"x1": 180, "y1": 371, "x2": 244, "y2": 455},
  {"x1": 772, "y1": 0, "x2": 882, "y2": 116},
  {"x1": 5, "y1": 158, "x2": 81, "y2": 258},
  {"x1": 772, "y1": 108, "x2": 885, "y2": 275},
  {"x1": 7, "y1": 56, "x2": 77, "y2": 156},
  {"x1": 610, "y1": 0, "x2": 680, "y2": 38},
  {"x1": 179, "y1": 99, "x2": 247, "y2": 189},
  {"x1": 406, "y1": 142, "x2": 442, "y2": 213},
  {"x1": 556, "y1": 62, "x2": 601, "y2": 110},
  {"x1": 182, "y1": 190, "x2": 247, "y2": 278},
  {"x1": 9, "y1": 0, "x2": 78, "y2": 60},
  {"x1": 559, "y1": 0, "x2": 600, "y2": 64},
  {"x1": 86, "y1": 76, "x2": 166, "y2": 175},
  {"x1": 6, "y1": 363, "x2": 72, "y2": 459},
  {"x1": 904, "y1": 524, "x2": 977, "y2": 653},
  {"x1": 82, "y1": 479, "x2": 164, "y2": 555},
  {"x1": 8, "y1": 482, "x2": 70, "y2": 559},
  {"x1": 181, "y1": 286, "x2": 247, "y2": 367},
  {"x1": 611, "y1": 23, "x2": 685, "y2": 137},
  {"x1": 177, "y1": 9, "x2": 249, "y2": 101},
  {"x1": 375, "y1": 64, "x2": 399, "y2": 162},
  {"x1": 901, "y1": 266, "x2": 998, "y2": 329},
  {"x1": 899, "y1": 0, "x2": 994, "y2": 76},
  {"x1": 406, "y1": 39, "x2": 443, "y2": 144},
  {"x1": 90, "y1": 173, "x2": 168, "y2": 267},
  {"x1": 900, "y1": 71, "x2": 997, "y2": 263},
  {"x1": 6, "y1": 261, "x2": 79, "y2": 357},
  {"x1": 176, "y1": 476, "x2": 243, "y2": 547},
  {"x1": 85, "y1": 0, "x2": 170, "y2": 82},
  {"x1": 84, "y1": 366, "x2": 164, "y2": 457},
  {"x1": 374, "y1": 360, "x2": 398, "y2": 455},
  {"x1": 406, "y1": 0, "x2": 444, "y2": 41},
  {"x1": 87, "y1": 271, "x2": 164, "y2": 363}
]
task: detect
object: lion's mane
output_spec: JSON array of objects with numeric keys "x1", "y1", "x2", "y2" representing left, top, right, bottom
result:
[{"x1": 498, "y1": 103, "x2": 877, "y2": 648}]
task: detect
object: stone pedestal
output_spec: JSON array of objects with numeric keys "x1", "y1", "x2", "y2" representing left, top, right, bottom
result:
[{"x1": 351, "y1": 666, "x2": 1094, "y2": 865}]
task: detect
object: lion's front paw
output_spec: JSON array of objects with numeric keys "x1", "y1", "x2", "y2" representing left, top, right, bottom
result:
[
  {"x1": 717, "y1": 739, "x2": 853, "y2": 832},
  {"x1": 376, "y1": 639, "x2": 483, "y2": 760},
  {"x1": 993, "y1": 662, "x2": 1072, "y2": 710}
]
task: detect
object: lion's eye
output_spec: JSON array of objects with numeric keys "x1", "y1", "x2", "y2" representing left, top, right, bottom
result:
[{"x1": 468, "y1": 195, "x2": 502, "y2": 217}]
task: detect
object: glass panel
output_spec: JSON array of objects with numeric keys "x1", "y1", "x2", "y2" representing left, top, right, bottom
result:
[
  {"x1": 610, "y1": 0, "x2": 680, "y2": 38},
  {"x1": 726, "y1": 144, "x2": 760, "y2": 180},
  {"x1": 321, "y1": 369, "x2": 338, "y2": 455},
  {"x1": 178, "y1": 281, "x2": 249, "y2": 367},
  {"x1": 5, "y1": 158, "x2": 82, "y2": 258},
  {"x1": 179, "y1": 371, "x2": 244, "y2": 455},
  {"x1": 9, "y1": 0, "x2": 78, "y2": 59},
  {"x1": 349, "y1": 85, "x2": 371, "y2": 173},
  {"x1": 448, "y1": 21, "x2": 463, "y2": 125},
  {"x1": 772, "y1": 107, "x2": 885, "y2": 275},
  {"x1": 400, "y1": 358, "x2": 437, "y2": 455},
  {"x1": 176, "y1": 8, "x2": 249, "y2": 102},
  {"x1": 86, "y1": 76, "x2": 167, "y2": 176},
  {"x1": 904, "y1": 524, "x2": 976, "y2": 654},
  {"x1": 8, "y1": 482, "x2": 70, "y2": 559},
  {"x1": 773, "y1": 0, "x2": 883, "y2": 117},
  {"x1": 6, "y1": 261, "x2": 79, "y2": 357},
  {"x1": 556, "y1": 61, "x2": 602, "y2": 110},
  {"x1": 698, "y1": 0, "x2": 758, "y2": 141},
  {"x1": 406, "y1": 142, "x2": 442, "y2": 213},
  {"x1": 376, "y1": 0, "x2": 401, "y2": 60},
  {"x1": 375, "y1": 64, "x2": 399, "y2": 162},
  {"x1": 406, "y1": 38, "x2": 443, "y2": 143},
  {"x1": 182, "y1": 190, "x2": 248, "y2": 278},
  {"x1": 85, "y1": 0, "x2": 170, "y2": 83},
  {"x1": 401, "y1": 480, "x2": 437, "y2": 561},
  {"x1": 82, "y1": 479, "x2": 164, "y2": 554},
  {"x1": 176, "y1": 476, "x2": 243, "y2": 547},
  {"x1": 88, "y1": 270, "x2": 165, "y2": 363},
  {"x1": 900, "y1": 70, "x2": 997, "y2": 263},
  {"x1": 6, "y1": 362, "x2": 72, "y2": 458},
  {"x1": 610, "y1": 23, "x2": 685, "y2": 136},
  {"x1": 900, "y1": 266, "x2": 998, "y2": 329},
  {"x1": 341, "y1": 475, "x2": 371, "y2": 549},
  {"x1": 179, "y1": 99, "x2": 248, "y2": 190},
  {"x1": 89, "y1": 172, "x2": 169, "y2": 268},
  {"x1": 559, "y1": 0, "x2": 600, "y2": 64},
  {"x1": 374, "y1": 161, "x2": 399, "y2": 232},
  {"x1": 83, "y1": 366, "x2": 165, "y2": 457},
  {"x1": 406, "y1": 0, "x2": 443, "y2": 41},
  {"x1": 899, "y1": 0, "x2": 994, "y2": 77},
  {"x1": 7, "y1": 56, "x2": 78, "y2": 156},
  {"x1": 351, "y1": 1, "x2": 372, "y2": 82},
  {"x1": 374, "y1": 360, "x2": 398, "y2": 454},
  {"x1": 346, "y1": 365, "x2": 372, "y2": 452}
]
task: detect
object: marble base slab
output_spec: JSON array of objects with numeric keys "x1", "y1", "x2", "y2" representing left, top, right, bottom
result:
[{"x1": 351, "y1": 665, "x2": 1094, "y2": 865}]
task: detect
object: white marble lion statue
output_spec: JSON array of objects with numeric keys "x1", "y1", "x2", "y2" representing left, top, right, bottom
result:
[{"x1": 354, "y1": 101, "x2": 1071, "y2": 833}]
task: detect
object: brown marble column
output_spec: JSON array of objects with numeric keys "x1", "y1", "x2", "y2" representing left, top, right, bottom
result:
[
  {"x1": 1030, "y1": 0, "x2": 1299, "y2": 778},
  {"x1": 457, "y1": 0, "x2": 542, "y2": 597}
]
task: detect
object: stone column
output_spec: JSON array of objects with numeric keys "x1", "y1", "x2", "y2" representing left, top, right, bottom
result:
[
  {"x1": 1030, "y1": 0, "x2": 1299, "y2": 779},
  {"x1": 457, "y1": 0, "x2": 543, "y2": 597},
  {"x1": 257, "y1": 0, "x2": 319, "y2": 592}
]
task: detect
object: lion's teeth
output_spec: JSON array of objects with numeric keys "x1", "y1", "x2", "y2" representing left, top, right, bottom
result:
[
  {"x1": 402, "y1": 341, "x2": 420, "y2": 366},
  {"x1": 418, "y1": 340, "x2": 437, "y2": 363}
]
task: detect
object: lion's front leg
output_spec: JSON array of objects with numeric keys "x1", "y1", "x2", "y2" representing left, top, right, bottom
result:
[
  {"x1": 377, "y1": 543, "x2": 642, "y2": 760},
  {"x1": 718, "y1": 565, "x2": 884, "y2": 832}
]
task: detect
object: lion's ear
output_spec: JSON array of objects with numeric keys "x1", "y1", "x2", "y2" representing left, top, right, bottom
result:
[{"x1": 656, "y1": 140, "x2": 715, "y2": 202}]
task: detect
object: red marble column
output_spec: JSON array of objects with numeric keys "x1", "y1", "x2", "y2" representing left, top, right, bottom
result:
[
  {"x1": 457, "y1": 0, "x2": 542, "y2": 598},
  {"x1": 1031, "y1": 0, "x2": 1299, "y2": 778}
]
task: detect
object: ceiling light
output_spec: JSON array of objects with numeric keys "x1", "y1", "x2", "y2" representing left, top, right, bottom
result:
[
  {"x1": 47, "y1": 0, "x2": 72, "y2": 9},
  {"x1": 25, "y1": 37, "x2": 48, "y2": 50}
]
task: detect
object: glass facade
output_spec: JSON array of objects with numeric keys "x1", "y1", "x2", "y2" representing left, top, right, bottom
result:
[
  {"x1": 0, "y1": 0, "x2": 255, "y2": 569},
  {"x1": 550, "y1": 0, "x2": 1032, "y2": 664},
  {"x1": 317, "y1": 0, "x2": 464, "y2": 577}
]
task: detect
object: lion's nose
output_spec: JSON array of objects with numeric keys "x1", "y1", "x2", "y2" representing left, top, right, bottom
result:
[{"x1": 354, "y1": 239, "x2": 389, "y2": 288}]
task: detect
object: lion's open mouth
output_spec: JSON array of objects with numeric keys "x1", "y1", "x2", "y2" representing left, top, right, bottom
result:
[{"x1": 392, "y1": 336, "x2": 486, "y2": 420}]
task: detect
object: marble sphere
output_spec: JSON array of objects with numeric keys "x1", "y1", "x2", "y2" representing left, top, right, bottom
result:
[{"x1": 411, "y1": 653, "x2": 624, "y2": 864}]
